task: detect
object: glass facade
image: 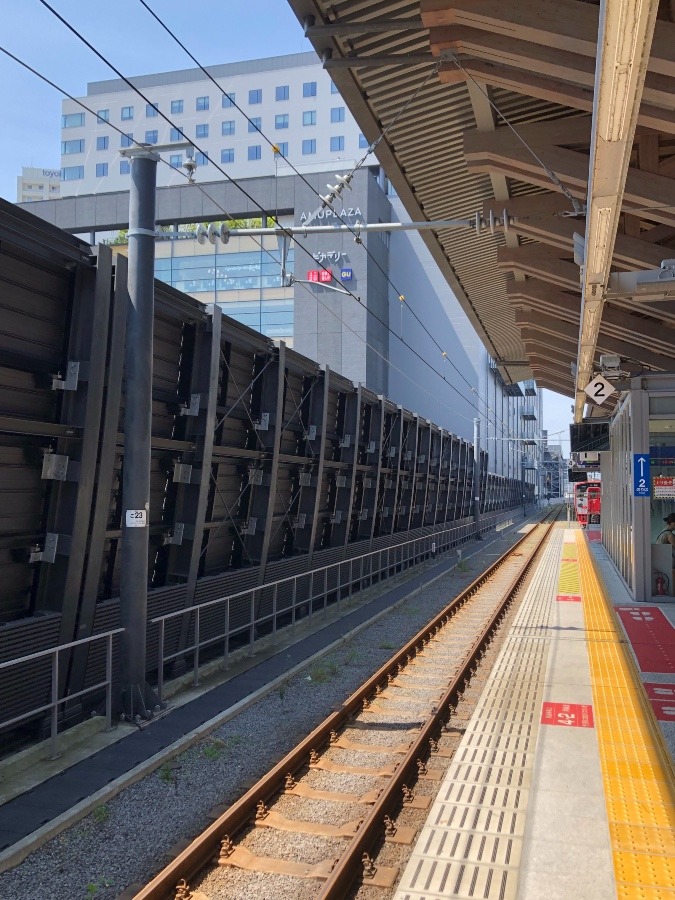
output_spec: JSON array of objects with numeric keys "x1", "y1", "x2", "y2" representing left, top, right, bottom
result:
[
  {"x1": 154, "y1": 246, "x2": 295, "y2": 340},
  {"x1": 155, "y1": 248, "x2": 295, "y2": 294}
]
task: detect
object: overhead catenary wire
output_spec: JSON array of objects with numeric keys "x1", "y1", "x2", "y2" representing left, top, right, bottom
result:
[
  {"x1": 131, "y1": 1, "x2": 503, "y2": 420},
  {"x1": 1, "y1": 40, "x2": 496, "y2": 434},
  {"x1": 7, "y1": 19, "x2": 528, "y2": 445},
  {"x1": 67, "y1": 0, "x2": 515, "y2": 431}
]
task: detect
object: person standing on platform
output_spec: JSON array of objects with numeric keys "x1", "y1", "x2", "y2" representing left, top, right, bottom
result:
[{"x1": 658, "y1": 513, "x2": 675, "y2": 594}]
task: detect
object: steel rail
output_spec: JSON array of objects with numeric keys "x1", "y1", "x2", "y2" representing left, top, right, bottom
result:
[
  {"x1": 318, "y1": 511, "x2": 557, "y2": 897},
  {"x1": 135, "y1": 508, "x2": 558, "y2": 899}
]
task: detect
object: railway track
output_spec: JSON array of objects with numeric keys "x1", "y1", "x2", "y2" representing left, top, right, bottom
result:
[{"x1": 135, "y1": 510, "x2": 559, "y2": 900}]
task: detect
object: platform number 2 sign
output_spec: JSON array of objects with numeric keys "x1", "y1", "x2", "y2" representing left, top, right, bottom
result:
[
  {"x1": 583, "y1": 375, "x2": 615, "y2": 405},
  {"x1": 633, "y1": 454, "x2": 651, "y2": 498}
]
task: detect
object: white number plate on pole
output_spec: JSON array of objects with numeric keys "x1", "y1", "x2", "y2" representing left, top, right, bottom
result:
[
  {"x1": 126, "y1": 509, "x2": 147, "y2": 527},
  {"x1": 583, "y1": 375, "x2": 615, "y2": 405}
]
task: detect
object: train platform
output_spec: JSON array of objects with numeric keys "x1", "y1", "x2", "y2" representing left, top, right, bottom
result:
[{"x1": 395, "y1": 523, "x2": 675, "y2": 900}]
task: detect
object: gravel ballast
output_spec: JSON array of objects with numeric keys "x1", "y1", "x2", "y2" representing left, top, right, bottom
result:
[{"x1": 0, "y1": 519, "x2": 537, "y2": 900}]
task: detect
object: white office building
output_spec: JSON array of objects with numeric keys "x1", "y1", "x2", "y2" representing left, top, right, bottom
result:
[
  {"x1": 16, "y1": 166, "x2": 61, "y2": 203},
  {"x1": 59, "y1": 52, "x2": 363, "y2": 195}
]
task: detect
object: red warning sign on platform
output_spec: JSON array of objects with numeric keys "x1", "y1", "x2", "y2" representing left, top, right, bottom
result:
[
  {"x1": 644, "y1": 683, "x2": 675, "y2": 721},
  {"x1": 556, "y1": 594, "x2": 582, "y2": 602},
  {"x1": 541, "y1": 702, "x2": 594, "y2": 728}
]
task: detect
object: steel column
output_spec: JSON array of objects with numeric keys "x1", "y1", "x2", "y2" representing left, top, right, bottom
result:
[{"x1": 119, "y1": 151, "x2": 158, "y2": 718}]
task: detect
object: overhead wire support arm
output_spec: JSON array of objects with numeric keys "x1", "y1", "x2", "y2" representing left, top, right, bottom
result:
[{"x1": 215, "y1": 215, "x2": 514, "y2": 239}]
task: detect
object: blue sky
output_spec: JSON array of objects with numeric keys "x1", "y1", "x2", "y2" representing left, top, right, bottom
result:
[
  {"x1": 2, "y1": 0, "x2": 572, "y2": 451},
  {"x1": 1, "y1": 0, "x2": 308, "y2": 201}
]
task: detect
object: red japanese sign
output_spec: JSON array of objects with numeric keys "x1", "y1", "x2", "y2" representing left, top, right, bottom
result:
[
  {"x1": 306, "y1": 269, "x2": 333, "y2": 283},
  {"x1": 541, "y1": 702, "x2": 594, "y2": 728},
  {"x1": 556, "y1": 594, "x2": 582, "y2": 602}
]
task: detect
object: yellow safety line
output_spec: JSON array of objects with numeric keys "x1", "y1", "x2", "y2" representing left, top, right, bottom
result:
[{"x1": 577, "y1": 530, "x2": 675, "y2": 897}]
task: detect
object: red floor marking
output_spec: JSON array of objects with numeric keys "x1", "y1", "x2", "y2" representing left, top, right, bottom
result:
[
  {"x1": 586, "y1": 528, "x2": 602, "y2": 543},
  {"x1": 617, "y1": 607, "x2": 675, "y2": 674},
  {"x1": 644, "y1": 684, "x2": 675, "y2": 721},
  {"x1": 541, "y1": 702, "x2": 594, "y2": 728},
  {"x1": 556, "y1": 594, "x2": 582, "y2": 602}
]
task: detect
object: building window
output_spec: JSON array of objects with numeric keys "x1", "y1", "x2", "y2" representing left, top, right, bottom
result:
[
  {"x1": 248, "y1": 117, "x2": 261, "y2": 133},
  {"x1": 358, "y1": 133, "x2": 369, "y2": 148},
  {"x1": 222, "y1": 120, "x2": 235, "y2": 136},
  {"x1": 330, "y1": 135, "x2": 344, "y2": 152},
  {"x1": 302, "y1": 139, "x2": 316, "y2": 155},
  {"x1": 303, "y1": 110, "x2": 316, "y2": 126},
  {"x1": 248, "y1": 88, "x2": 262, "y2": 104},
  {"x1": 303, "y1": 81, "x2": 317, "y2": 97},
  {"x1": 120, "y1": 160, "x2": 130, "y2": 175},
  {"x1": 330, "y1": 81, "x2": 339, "y2": 94},
  {"x1": 61, "y1": 139, "x2": 84, "y2": 154},
  {"x1": 170, "y1": 127, "x2": 184, "y2": 141},
  {"x1": 196, "y1": 151, "x2": 208, "y2": 166},
  {"x1": 145, "y1": 130, "x2": 158, "y2": 144},
  {"x1": 196, "y1": 96, "x2": 209, "y2": 111},
  {"x1": 146, "y1": 102, "x2": 159, "y2": 117},
  {"x1": 171, "y1": 99, "x2": 183, "y2": 114},
  {"x1": 330, "y1": 106, "x2": 345, "y2": 123},
  {"x1": 248, "y1": 145, "x2": 261, "y2": 161},
  {"x1": 121, "y1": 106, "x2": 134, "y2": 120},
  {"x1": 169, "y1": 154, "x2": 182, "y2": 167},
  {"x1": 121, "y1": 133, "x2": 133, "y2": 148},
  {"x1": 276, "y1": 142, "x2": 288, "y2": 158},
  {"x1": 221, "y1": 148, "x2": 235, "y2": 164},
  {"x1": 196, "y1": 123, "x2": 209, "y2": 138},
  {"x1": 61, "y1": 165, "x2": 84, "y2": 180},
  {"x1": 96, "y1": 109, "x2": 109, "y2": 123},
  {"x1": 96, "y1": 136, "x2": 109, "y2": 151},
  {"x1": 275, "y1": 85, "x2": 289, "y2": 101},
  {"x1": 62, "y1": 112, "x2": 85, "y2": 128},
  {"x1": 222, "y1": 92, "x2": 235, "y2": 108},
  {"x1": 275, "y1": 114, "x2": 289, "y2": 129},
  {"x1": 95, "y1": 162, "x2": 108, "y2": 177}
]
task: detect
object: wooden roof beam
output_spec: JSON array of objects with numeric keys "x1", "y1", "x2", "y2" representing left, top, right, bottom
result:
[
  {"x1": 421, "y1": 0, "x2": 675, "y2": 78},
  {"x1": 491, "y1": 205, "x2": 667, "y2": 270},
  {"x1": 465, "y1": 135, "x2": 675, "y2": 228},
  {"x1": 430, "y1": 26, "x2": 675, "y2": 112},
  {"x1": 497, "y1": 246, "x2": 580, "y2": 290},
  {"x1": 436, "y1": 59, "x2": 675, "y2": 134},
  {"x1": 517, "y1": 311, "x2": 673, "y2": 370}
]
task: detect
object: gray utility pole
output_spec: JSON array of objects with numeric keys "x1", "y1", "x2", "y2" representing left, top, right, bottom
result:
[
  {"x1": 118, "y1": 148, "x2": 160, "y2": 720},
  {"x1": 473, "y1": 418, "x2": 482, "y2": 539}
]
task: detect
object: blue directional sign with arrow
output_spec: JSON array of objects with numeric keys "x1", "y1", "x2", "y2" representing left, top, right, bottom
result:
[{"x1": 633, "y1": 453, "x2": 651, "y2": 497}]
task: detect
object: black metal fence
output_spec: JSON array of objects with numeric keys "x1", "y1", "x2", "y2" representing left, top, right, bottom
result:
[{"x1": 0, "y1": 200, "x2": 532, "y2": 731}]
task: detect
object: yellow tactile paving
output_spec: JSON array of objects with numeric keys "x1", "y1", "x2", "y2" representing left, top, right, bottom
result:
[
  {"x1": 577, "y1": 531, "x2": 675, "y2": 898},
  {"x1": 558, "y1": 559, "x2": 581, "y2": 595}
]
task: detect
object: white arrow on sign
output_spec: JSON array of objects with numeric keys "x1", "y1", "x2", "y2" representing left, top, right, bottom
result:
[{"x1": 583, "y1": 374, "x2": 616, "y2": 405}]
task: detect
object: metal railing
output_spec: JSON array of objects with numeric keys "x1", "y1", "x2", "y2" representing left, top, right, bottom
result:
[
  {"x1": 0, "y1": 628, "x2": 124, "y2": 759},
  {"x1": 152, "y1": 510, "x2": 516, "y2": 702}
]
